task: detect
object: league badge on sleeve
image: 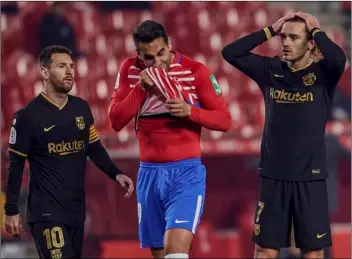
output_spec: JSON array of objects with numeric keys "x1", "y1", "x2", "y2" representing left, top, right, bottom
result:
[
  {"x1": 210, "y1": 74, "x2": 222, "y2": 95},
  {"x1": 9, "y1": 127, "x2": 16, "y2": 144}
]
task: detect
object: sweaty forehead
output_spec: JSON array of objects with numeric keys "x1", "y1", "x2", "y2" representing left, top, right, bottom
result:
[
  {"x1": 51, "y1": 53, "x2": 73, "y2": 64},
  {"x1": 281, "y1": 22, "x2": 307, "y2": 35},
  {"x1": 138, "y1": 38, "x2": 167, "y2": 56}
]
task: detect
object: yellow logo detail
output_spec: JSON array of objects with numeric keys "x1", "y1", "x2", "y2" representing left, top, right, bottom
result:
[
  {"x1": 48, "y1": 140, "x2": 85, "y2": 156},
  {"x1": 44, "y1": 125, "x2": 55, "y2": 132},
  {"x1": 75, "y1": 116, "x2": 85, "y2": 130},
  {"x1": 302, "y1": 72, "x2": 317, "y2": 86},
  {"x1": 317, "y1": 233, "x2": 327, "y2": 239},
  {"x1": 270, "y1": 88, "x2": 314, "y2": 103},
  {"x1": 312, "y1": 169, "x2": 320, "y2": 174},
  {"x1": 254, "y1": 224, "x2": 261, "y2": 236},
  {"x1": 50, "y1": 248, "x2": 62, "y2": 259}
]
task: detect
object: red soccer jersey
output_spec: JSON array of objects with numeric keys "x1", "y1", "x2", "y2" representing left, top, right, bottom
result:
[{"x1": 109, "y1": 51, "x2": 231, "y2": 162}]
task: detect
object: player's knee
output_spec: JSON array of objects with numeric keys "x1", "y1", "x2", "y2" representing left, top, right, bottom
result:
[
  {"x1": 150, "y1": 247, "x2": 165, "y2": 258},
  {"x1": 301, "y1": 248, "x2": 324, "y2": 259},
  {"x1": 164, "y1": 228, "x2": 193, "y2": 255},
  {"x1": 254, "y1": 245, "x2": 280, "y2": 259}
]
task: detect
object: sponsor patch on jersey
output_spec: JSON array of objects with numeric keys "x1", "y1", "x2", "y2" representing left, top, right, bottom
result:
[
  {"x1": 210, "y1": 74, "x2": 221, "y2": 95},
  {"x1": 9, "y1": 127, "x2": 16, "y2": 144}
]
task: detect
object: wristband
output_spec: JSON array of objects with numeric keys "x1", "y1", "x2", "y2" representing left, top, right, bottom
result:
[{"x1": 310, "y1": 27, "x2": 321, "y2": 38}]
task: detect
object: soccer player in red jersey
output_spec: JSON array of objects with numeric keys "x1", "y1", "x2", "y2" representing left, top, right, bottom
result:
[{"x1": 109, "y1": 20, "x2": 231, "y2": 258}]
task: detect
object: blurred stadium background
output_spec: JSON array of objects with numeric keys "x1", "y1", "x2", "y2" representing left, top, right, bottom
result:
[{"x1": 1, "y1": 1, "x2": 351, "y2": 258}]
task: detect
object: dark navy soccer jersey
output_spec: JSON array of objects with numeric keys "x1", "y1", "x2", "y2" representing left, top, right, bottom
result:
[
  {"x1": 222, "y1": 27, "x2": 346, "y2": 181},
  {"x1": 6, "y1": 93, "x2": 113, "y2": 225}
]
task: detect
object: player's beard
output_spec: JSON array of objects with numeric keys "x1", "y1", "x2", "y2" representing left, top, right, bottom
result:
[{"x1": 50, "y1": 77, "x2": 73, "y2": 94}]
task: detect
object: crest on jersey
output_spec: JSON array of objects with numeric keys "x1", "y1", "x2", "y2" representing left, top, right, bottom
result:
[
  {"x1": 302, "y1": 72, "x2": 316, "y2": 86},
  {"x1": 210, "y1": 74, "x2": 222, "y2": 95},
  {"x1": 75, "y1": 116, "x2": 85, "y2": 130}
]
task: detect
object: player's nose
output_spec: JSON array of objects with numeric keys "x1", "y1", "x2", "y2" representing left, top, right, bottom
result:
[{"x1": 154, "y1": 58, "x2": 163, "y2": 68}]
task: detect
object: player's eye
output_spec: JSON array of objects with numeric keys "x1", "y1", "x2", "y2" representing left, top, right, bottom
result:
[{"x1": 158, "y1": 51, "x2": 164, "y2": 56}]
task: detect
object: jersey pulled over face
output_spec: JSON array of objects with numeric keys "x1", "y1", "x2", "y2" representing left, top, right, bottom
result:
[{"x1": 137, "y1": 37, "x2": 173, "y2": 71}]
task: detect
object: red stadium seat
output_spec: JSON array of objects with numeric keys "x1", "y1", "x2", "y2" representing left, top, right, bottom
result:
[{"x1": 1, "y1": 2, "x2": 349, "y2": 139}]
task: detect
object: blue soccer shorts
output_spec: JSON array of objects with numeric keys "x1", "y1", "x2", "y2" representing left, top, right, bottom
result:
[{"x1": 136, "y1": 158, "x2": 206, "y2": 248}]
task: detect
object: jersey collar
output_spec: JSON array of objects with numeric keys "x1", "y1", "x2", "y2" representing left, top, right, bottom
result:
[{"x1": 40, "y1": 92, "x2": 68, "y2": 110}]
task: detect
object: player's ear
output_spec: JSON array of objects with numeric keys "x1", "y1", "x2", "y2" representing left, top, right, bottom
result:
[
  {"x1": 40, "y1": 67, "x2": 49, "y2": 80},
  {"x1": 167, "y1": 37, "x2": 172, "y2": 50},
  {"x1": 307, "y1": 39, "x2": 315, "y2": 51}
]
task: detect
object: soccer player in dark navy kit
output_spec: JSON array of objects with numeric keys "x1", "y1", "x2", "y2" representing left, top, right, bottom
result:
[
  {"x1": 4, "y1": 45, "x2": 134, "y2": 259},
  {"x1": 222, "y1": 13, "x2": 346, "y2": 259}
]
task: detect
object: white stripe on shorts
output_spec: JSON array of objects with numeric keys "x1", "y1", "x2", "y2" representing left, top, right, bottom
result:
[{"x1": 192, "y1": 195, "x2": 203, "y2": 234}]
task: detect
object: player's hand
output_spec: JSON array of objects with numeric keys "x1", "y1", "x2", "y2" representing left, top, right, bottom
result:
[
  {"x1": 5, "y1": 214, "x2": 24, "y2": 239},
  {"x1": 272, "y1": 13, "x2": 296, "y2": 34},
  {"x1": 165, "y1": 98, "x2": 192, "y2": 117},
  {"x1": 139, "y1": 70, "x2": 154, "y2": 91},
  {"x1": 294, "y1": 12, "x2": 320, "y2": 32},
  {"x1": 116, "y1": 174, "x2": 134, "y2": 198}
]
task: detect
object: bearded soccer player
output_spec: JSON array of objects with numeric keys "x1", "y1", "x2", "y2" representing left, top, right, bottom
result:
[
  {"x1": 109, "y1": 20, "x2": 231, "y2": 258},
  {"x1": 4, "y1": 45, "x2": 134, "y2": 259},
  {"x1": 222, "y1": 12, "x2": 346, "y2": 259}
]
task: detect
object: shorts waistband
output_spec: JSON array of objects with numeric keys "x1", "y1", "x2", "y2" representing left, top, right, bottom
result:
[{"x1": 140, "y1": 158, "x2": 201, "y2": 169}]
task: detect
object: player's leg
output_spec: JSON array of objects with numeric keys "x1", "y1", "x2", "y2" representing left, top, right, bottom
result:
[
  {"x1": 69, "y1": 224, "x2": 85, "y2": 258},
  {"x1": 162, "y1": 158, "x2": 206, "y2": 257},
  {"x1": 293, "y1": 180, "x2": 331, "y2": 259},
  {"x1": 29, "y1": 222, "x2": 75, "y2": 258},
  {"x1": 150, "y1": 247, "x2": 165, "y2": 258},
  {"x1": 136, "y1": 165, "x2": 166, "y2": 257},
  {"x1": 253, "y1": 177, "x2": 293, "y2": 259}
]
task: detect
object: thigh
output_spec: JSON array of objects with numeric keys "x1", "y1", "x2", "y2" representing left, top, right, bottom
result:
[
  {"x1": 293, "y1": 180, "x2": 332, "y2": 250},
  {"x1": 68, "y1": 225, "x2": 84, "y2": 258},
  {"x1": 164, "y1": 164, "x2": 206, "y2": 234},
  {"x1": 136, "y1": 168, "x2": 165, "y2": 248},
  {"x1": 30, "y1": 222, "x2": 74, "y2": 259},
  {"x1": 252, "y1": 177, "x2": 292, "y2": 249}
]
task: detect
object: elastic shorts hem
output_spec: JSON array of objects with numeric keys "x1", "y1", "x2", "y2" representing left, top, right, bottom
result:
[
  {"x1": 253, "y1": 240, "x2": 290, "y2": 249},
  {"x1": 165, "y1": 225, "x2": 196, "y2": 235},
  {"x1": 140, "y1": 242, "x2": 164, "y2": 249},
  {"x1": 295, "y1": 243, "x2": 332, "y2": 250}
]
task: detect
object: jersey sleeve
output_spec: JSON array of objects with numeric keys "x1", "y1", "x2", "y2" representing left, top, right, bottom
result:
[
  {"x1": 85, "y1": 103, "x2": 99, "y2": 145},
  {"x1": 85, "y1": 103, "x2": 123, "y2": 180},
  {"x1": 8, "y1": 110, "x2": 36, "y2": 157},
  {"x1": 108, "y1": 59, "x2": 147, "y2": 132},
  {"x1": 313, "y1": 29, "x2": 347, "y2": 87},
  {"x1": 188, "y1": 65, "x2": 231, "y2": 131},
  {"x1": 222, "y1": 27, "x2": 275, "y2": 88}
]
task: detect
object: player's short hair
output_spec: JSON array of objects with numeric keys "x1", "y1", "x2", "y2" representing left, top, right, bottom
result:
[
  {"x1": 132, "y1": 20, "x2": 168, "y2": 47},
  {"x1": 285, "y1": 16, "x2": 312, "y2": 39},
  {"x1": 39, "y1": 45, "x2": 72, "y2": 68}
]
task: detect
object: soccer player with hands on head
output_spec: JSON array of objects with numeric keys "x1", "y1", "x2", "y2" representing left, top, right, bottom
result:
[{"x1": 222, "y1": 12, "x2": 346, "y2": 259}]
